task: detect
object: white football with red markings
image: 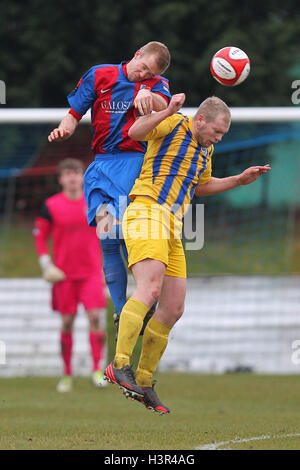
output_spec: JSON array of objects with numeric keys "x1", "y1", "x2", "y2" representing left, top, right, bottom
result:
[{"x1": 210, "y1": 47, "x2": 250, "y2": 86}]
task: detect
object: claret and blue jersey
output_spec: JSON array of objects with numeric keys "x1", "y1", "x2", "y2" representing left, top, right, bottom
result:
[
  {"x1": 67, "y1": 61, "x2": 171, "y2": 226},
  {"x1": 67, "y1": 62, "x2": 171, "y2": 155},
  {"x1": 66, "y1": 60, "x2": 171, "y2": 318}
]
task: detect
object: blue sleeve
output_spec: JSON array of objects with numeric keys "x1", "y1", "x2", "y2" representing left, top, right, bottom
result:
[
  {"x1": 151, "y1": 77, "x2": 172, "y2": 102},
  {"x1": 67, "y1": 67, "x2": 97, "y2": 116}
]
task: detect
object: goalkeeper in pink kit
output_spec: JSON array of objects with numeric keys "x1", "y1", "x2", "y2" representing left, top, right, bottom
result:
[{"x1": 33, "y1": 158, "x2": 107, "y2": 392}]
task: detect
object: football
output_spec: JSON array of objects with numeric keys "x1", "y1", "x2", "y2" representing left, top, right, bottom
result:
[{"x1": 210, "y1": 47, "x2": 250, "y2": 86}]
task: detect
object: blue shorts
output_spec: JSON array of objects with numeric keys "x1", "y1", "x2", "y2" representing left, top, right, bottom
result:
[{"x1": 83, "y1": 152, "x2": 144, "y2": 226}]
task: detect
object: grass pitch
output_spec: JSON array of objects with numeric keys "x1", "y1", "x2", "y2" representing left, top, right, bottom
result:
[
  {"x1": 1, "y1": 221, "x2": 299, "y2": 277},
  {"x1": 1, "y1": 373, "x2": 300, "y2": 450}
]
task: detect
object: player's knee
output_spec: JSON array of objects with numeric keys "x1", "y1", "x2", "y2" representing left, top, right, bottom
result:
[
  {"x1": 176, "y1": 303, "x2": 185, "y2": 320},
  {"x1": 96, "y1": 205, "x2": 113, "y2": 236},
  {"x1": 96, "y1": 217, "x2": 112, "y2": 237},
  {"x1": 90, "y1": 321, "x2": 100, "y2": 331},
  {"x1": 138, "y1": 279, "x2": 161, "y2": 305},
  {"x1": 172, "y1": 303, "x2": 185, "y2": 324},
  {"x1": 62, "y1": 317, "x2": 74, "y2": 333},
  {"x1": 149, "y1": 282, "x2": 162, "y2": 302},
  {"x1": 88, "y1": 313, "x2": 100, "y2": 330}
]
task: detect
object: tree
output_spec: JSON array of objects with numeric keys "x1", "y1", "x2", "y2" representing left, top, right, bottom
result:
[{"x1": 0, "y1": 0, "x2": 299, "y2": 107}]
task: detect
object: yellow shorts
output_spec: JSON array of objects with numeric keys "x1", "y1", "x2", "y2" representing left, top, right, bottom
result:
[{"x1": 122, "y1": 196, "x2": 186, "y2": 278}]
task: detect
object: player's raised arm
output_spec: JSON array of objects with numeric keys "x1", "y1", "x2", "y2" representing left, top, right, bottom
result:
[
  {"x1": 129, "y1": 93, "x2": 186, "y2": 141},
  {"x1": 195, "y1": 164, "x2": 271, "y2": 197},
  {"x1": 48, "y1": 112, "x2": 79, "y2": 142}
]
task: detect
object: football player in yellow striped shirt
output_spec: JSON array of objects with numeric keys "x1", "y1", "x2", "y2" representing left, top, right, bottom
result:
[{"x1": 104, "y1": 94, "x2": 271, "y2": 413}]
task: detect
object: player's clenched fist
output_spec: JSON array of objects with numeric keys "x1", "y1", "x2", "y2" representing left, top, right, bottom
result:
[
  {"x1": 168, "y1": 93, "x2": 186, "y2": 115},
  {"x1": 134, "y1": 89, "x2": 153, "y2": 116},
  {"x1": 48, "y1": 128, "x2": 71, "y2": 142}
]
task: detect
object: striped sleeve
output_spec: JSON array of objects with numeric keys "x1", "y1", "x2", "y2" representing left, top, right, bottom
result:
[
  {"x1": 197, "y1": 146, "x2": 214, "y2": 185},
  {"x1": 142, "y1": 115, "x2": 183, "y2": 141}
]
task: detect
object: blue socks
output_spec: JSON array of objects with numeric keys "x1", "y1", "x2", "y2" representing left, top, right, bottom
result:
[{"x1": 100, "y1": 230, "x2": 128, "y2": 318}]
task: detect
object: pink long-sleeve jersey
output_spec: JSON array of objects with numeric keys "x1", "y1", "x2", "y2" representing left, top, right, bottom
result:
[{"x1": 33, "y1": 192, "x2": 102, "y2": 280}]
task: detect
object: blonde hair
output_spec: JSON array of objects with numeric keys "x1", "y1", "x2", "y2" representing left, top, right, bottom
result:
[
  {"x1": 195, "y1": 96, "x2": 231, "y2": 122},
  {"x1": 139, "y1": 41, "x2": 171, "y2": 73}
]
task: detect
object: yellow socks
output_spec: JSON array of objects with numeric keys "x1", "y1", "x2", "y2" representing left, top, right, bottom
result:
[
  {"x1": 135, "y1": 317, "x2": 171, "y2": 387},
  {"x1": 113, "y1": 298, "x2": 149, "y2": 369},
  {"x1": 113, "y1": 297, "x2": 172, "y2": 388}
]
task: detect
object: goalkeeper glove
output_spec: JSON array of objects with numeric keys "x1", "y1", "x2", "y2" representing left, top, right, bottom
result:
[{"x1": 39, "y1": 255, "x2": 66, "y2": 283}]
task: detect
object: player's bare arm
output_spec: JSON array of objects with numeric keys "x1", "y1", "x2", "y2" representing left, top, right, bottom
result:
[
  {"x1": 195, "y1": 164, "x2": 271, "y2": 197},
  {"x1": 48, "y1": 113, "x2": 79, "y2": 142},
  {"x1": 129, "y1": 93, "x2": 186, "y2": 140},
  {"x1": 134, "y1": 89, "x2": 168, "y2": 116},
  {"x1": 151, "y1": 92, "x2": 169, "y2": 111}
]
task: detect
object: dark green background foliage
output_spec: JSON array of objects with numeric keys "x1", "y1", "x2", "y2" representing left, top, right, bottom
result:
[{"x1": 1, "y1": 0, "x2": 300, "y2": 107}]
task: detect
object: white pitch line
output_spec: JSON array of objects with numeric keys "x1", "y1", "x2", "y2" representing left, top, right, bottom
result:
[{"x1": 196, "y1": 433, "x2": 300, "y2": 450}]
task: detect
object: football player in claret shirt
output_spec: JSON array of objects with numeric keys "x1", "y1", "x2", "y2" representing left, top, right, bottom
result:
[
  {"x1": 33, "y1": 159, "x2": 107, "y2": 392},
  {"x1": 47, "y1": 42, "x2": 171, "y2": 339}
]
